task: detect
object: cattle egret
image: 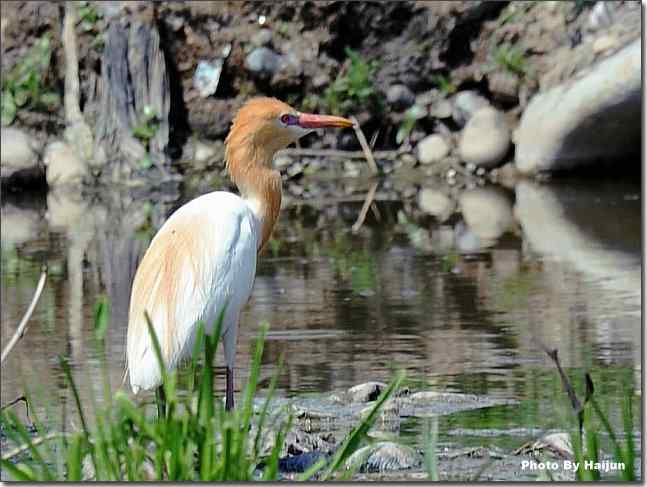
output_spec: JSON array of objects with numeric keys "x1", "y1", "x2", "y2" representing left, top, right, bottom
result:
[{"x1": 126, "y1": 97, "x2": 354, "y2": 410}]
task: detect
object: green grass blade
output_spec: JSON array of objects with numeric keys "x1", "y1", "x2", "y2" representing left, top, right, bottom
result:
[
  {"x1": 0, "y1": 459, "x2": 38, "y2": 481},
  {"x1": 322, "y1": 370, "x2": 405, "y2": 479},
  {"x1": 620, "y1": 392, "x2": 636, "y2": 481},
  {"x1": 253, "y1": 354, "x2": 284, "y2": 459},
  {"x1": 424, "y1": 416, "x2": 439, "y2": 481}
]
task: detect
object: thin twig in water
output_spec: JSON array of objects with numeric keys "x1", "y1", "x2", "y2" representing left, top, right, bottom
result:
[
  {"x1": 350, "y1": 116, "x2": 379, "y2": 175},
  {"x1": 1, "y1": 269, "x2": 47, "y2": 365},
  {"x1": 351, "y1": 182, "x2": 378, "y2": 233}
]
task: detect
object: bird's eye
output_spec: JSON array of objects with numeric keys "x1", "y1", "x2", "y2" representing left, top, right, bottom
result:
[{"x1": 280, "y1": 113, "x2": 293, "y2": 125}]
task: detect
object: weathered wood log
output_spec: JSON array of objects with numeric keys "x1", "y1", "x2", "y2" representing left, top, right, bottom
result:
[{"x1": 93, "y1": 9, "x2": 170, "y2": 179}]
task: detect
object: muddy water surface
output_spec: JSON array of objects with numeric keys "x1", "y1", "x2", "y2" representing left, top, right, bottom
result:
[{"x1": 1, "y1": 173, "x2": 641, "y2": 480}]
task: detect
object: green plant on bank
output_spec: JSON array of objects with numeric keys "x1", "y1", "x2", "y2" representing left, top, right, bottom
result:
[
  {"x1": 491, "y1": 44, "x2": 527, "y2": 77},
  {"x1": 396, "y1": 104, "x2": 426, "y2": 145},
  {"x1": 1, "y1": 35, "x2": 60, "y2": 126},
  {"x1": 322, "y1": 47, "x2": 382, "y2": 115},
  {"x1": 1, "y1": 299, "x2": 404, "y2": 481},
  {"x1": 132, "y1": 105, "x2": 160, "y2": 170},
  {"x1": 431, "y1": 74, "x2": 457, "y2": 95},
  {"x1": 77, "y1": 1, "x2": 101, "y2": 32}
]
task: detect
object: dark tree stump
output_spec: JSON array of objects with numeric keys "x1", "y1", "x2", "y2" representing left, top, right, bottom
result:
[{"x1": 93, "y1": 11, "x2": 170, "y2": 179}]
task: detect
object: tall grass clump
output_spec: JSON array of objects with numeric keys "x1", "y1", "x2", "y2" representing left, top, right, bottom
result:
[
  {"x1": 544, "y1": 347, "x2": 638, "y2": 481},
  {"x1": 568, "y1": 376, "x2": 637, "y2": 481},
  {"x1": 1, "y1": 300, "x2": 403, "y2": 481}
]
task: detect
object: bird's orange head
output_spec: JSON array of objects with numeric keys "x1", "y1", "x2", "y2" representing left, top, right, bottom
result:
[{"x1": 225, "y1": 97, "x2": 353, "y2": 171}]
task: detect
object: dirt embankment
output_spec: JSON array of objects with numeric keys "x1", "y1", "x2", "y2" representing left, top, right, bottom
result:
[{"x1": 1, "y1": 1, "x2": 641, "y2": 182}]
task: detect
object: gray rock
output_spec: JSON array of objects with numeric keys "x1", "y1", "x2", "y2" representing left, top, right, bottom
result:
[
  {"x1": 514, "y1": 39, "x2": 640, "y2": 174},
  {"x1": 44, "y1": 141, "x2": 86, "y2": 186},
  {"x1": 251, "y1": 28, "x2": 273, "y2": 47},
  {"x1": 386, "y1": 84, "x2": 415, "y2": 110},
  {"x1": 416, "y1": 134, "x2": 450, "y2": 165},
  {"x1": 245, "y1": 47, "x2": 283, "y2": 76},
  {"x1": 346, "y1": 442, "x2": 422, "y2": 473},
  {"x1": 347, "y1": 382, "x2": 387, "y2": 403},
  {"x1": 193, "y1": 141, "x2": 217, "y2": 163},
  {"x1": 452, "y1": 90, "x2": 491, "y2": 127},
  {"x1": 194, "y1": 60, "x2": 224, "y2": 98},
  {"x1": 356, "y1": 398, "x2": 400, "y2": 423},
  {"x1": 418, "y1": 187, "x2": 455, "y2": 221},
  {"x1": 459, "y1": 107, "x2": 510, "y2": 168},
  {"x1": 1, "y1": 128, "x2": 40, "y2": 178},
  {"x1": 459, "y1": 187, "x2": 514, "y2": 242}
]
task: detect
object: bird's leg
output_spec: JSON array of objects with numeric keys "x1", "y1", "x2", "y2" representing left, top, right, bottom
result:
[
  {"x1": 225, "y1": 367, "x2": 234, "y2": 411},
  {"x1": 156, "y1": 385, "x2": 166, "y2": 419}
]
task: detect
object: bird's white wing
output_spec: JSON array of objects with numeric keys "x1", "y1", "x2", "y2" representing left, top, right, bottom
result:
[{"x1": 126, "y1": 191, "x2": 259, "y2": 393}]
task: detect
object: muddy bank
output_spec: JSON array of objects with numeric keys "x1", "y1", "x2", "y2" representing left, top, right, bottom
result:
[{"x1": 0, "y1": 1, "x2": 641, "y2": 187}]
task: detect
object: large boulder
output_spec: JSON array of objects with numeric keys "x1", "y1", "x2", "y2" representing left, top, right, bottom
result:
[{"x1": 514, "y1": 38, "x2": 640, "y2": 174}]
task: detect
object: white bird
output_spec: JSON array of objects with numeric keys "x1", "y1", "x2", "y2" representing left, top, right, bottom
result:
[{"x1": 126, "y1": 97, "x2": 353, "y2": 410}]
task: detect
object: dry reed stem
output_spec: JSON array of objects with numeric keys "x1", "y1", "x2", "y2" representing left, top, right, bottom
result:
[
  {"x1": 350, "y1": 116, "x2": 379, "y2": 175},
  {"x1": 1, "y1": 269, "x2": 47, "y2": 365}
]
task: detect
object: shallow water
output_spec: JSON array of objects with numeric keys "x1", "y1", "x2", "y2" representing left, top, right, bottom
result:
[{"x1": 1, "y1": 172, "x2": 641, "y2": 480}]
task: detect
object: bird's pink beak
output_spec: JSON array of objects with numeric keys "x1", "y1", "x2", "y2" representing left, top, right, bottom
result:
[{"x1": 297, "y1": 113, "x2": 354, "y2": 129}]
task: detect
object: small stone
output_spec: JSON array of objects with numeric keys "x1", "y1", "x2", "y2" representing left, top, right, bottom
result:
[
  {"x1": 194, "y1": 60, "x2": 224, "y2": 98},
  {"x1": 194, "y1": 141, "x2": 217, "y2": 163},
  {"x1": 347, "y1": 382, "x2": 387, "y2": 403},
  {"x1": 592, "y1": 34, "x2": 619, "y2": 55},
  {"x1": 274, "y1": 154, "x2": 292, "y2": 170},
  {"x1": 452, "y1": 91, "x2": 491, "y2": 127},
  {"x1": 429, "y1": 99, "x2": 453, "y2": 119},
  {"x1": 459, "y1": 107, "x2": 510, "y2": 168},
  {"x1": 488, "y1": 71, "x2": 519, "y2": 103},
  {"x1": 251, "y1": 28, "x2": 273, "y2": 47},
  {"x1": 416, "y1": 134, "x2": 450, "y2": 165},
  {"x1": 245, "y1": 47, "x2": 283, "y2": 76},
  {"x1": 386, "y1": 84, "x2": 415, "y2": 110},
  {"x1": 44, "y1": 141, "x2": 87, "y2": 186}
]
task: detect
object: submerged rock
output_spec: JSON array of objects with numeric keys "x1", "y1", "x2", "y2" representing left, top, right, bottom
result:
[
  {"x1": 279, "y1": 451, "x2": 329, "y2": 474},
  {"x1": 345, "y1": 442, "x2": 422, "y2": 473},
  {"x1": 459, "y1": 107, "x2": 510, "y2": 168},
  {"x1": 347, "y1": 382, "x2": 387, "y2": 403}
]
